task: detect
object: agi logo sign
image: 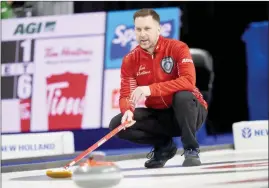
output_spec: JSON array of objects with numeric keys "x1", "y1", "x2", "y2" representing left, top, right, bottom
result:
[{"x1": 14, "y1": 21, "x2": 56, "y2": 36}]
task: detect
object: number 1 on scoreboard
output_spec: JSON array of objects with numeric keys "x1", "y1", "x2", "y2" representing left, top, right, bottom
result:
[{"x1": 20, "y1": 39, "x2": 32, "y2": 62}]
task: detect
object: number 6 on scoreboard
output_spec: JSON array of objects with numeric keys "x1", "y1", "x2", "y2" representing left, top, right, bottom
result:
[{"x1": 17, "y1": 75, "x2": 32, "y2": 99}]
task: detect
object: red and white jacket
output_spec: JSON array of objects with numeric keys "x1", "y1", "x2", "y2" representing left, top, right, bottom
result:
[{"x1": 119, "y1": 36, "x2": 208, "y2": 114}]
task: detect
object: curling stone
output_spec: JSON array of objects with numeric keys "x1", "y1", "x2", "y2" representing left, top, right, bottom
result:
[{"x1": 72, "y1": 160, "x2": 123, "y2": 188}]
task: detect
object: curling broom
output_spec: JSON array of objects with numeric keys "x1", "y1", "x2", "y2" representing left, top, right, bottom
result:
[{"x1": 46, "y1": 121, "x2": 131, "y2": 178}]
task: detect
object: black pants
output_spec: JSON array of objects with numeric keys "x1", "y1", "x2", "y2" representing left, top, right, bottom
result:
[{"x1": 109, "y1": 91, "x2": 208, "y2": 149}]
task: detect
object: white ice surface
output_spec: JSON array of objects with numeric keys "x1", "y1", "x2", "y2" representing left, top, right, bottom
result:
[{"x1": 2, "y1": 149, "x2": 268, "y2": 188}]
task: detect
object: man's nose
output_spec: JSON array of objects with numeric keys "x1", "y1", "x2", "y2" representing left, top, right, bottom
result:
[{"x1": 140, "y1": 30, "x2": 146, "y2": 37}]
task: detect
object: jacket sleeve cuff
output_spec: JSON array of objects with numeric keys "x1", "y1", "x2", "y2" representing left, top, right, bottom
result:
[
  {"x1": 121, "y1": 109, "x2": 134, "y2": 115},
  {"x1": 120, "y1": 105, "x2": 135, "y2": 114}
]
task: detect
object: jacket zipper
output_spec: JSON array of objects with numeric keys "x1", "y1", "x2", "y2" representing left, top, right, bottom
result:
[{"x1": 151, "y1": 53, "x2": 168, "y2": 108}]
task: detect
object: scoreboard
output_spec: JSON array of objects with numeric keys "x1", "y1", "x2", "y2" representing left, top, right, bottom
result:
[{"x1": 2, "y1": 39, "x2": 34, "y2": 100}]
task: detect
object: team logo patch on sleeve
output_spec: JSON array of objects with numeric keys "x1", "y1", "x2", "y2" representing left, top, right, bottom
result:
[{"x1": 161, "y1": 57, "x2": 174, "y2": 74}]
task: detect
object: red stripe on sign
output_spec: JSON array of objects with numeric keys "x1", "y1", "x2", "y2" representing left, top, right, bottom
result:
[{"x1": 20, "y1": 99, "x2": 31, "y2": 132}]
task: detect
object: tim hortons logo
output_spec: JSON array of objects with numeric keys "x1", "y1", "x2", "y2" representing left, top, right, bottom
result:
[
  {"x1": 46, "y1": 72, "x2": 88, "y2": 130},
  {"x1": 137, "y1": 64, "x2": 150, "y2": 76},
  {"x1": 45, "y1": 47, "x2": 93, "y2": 58}
]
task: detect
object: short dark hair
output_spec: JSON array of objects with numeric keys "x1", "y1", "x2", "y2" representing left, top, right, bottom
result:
[{"x1": 133, "y1": 8, "x2": 160, "y2": 24}]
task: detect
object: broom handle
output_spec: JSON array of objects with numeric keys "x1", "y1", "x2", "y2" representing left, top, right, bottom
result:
[{"x1": 64, "y1": 121, "x2": 130, "y2": 169}]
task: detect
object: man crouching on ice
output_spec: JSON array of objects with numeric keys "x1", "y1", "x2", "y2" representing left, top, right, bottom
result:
[{"x1": 109, "y1": 8, "x2": 208, "y2": 168}]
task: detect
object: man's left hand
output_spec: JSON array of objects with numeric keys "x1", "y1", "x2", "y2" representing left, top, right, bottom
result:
[{"x1": 130, "y1": 86, "x2": 151, "y2": 104}]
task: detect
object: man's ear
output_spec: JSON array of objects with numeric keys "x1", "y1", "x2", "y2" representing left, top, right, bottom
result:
[{"x1": 157, "y1": 24, "x2": 161, "y2": 34}]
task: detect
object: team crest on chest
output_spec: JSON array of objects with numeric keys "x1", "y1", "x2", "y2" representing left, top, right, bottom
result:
[{"x1": 161, "y1": 56, "x2": 174, "y2": 74}]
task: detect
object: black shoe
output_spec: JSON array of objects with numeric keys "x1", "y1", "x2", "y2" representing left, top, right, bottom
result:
[
  {"x1": 181, "y1": 148, "x2": 201, "y2": 167},
  {"x1": 144, "y1": 140, "x2": 177, "y2": 168}
]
